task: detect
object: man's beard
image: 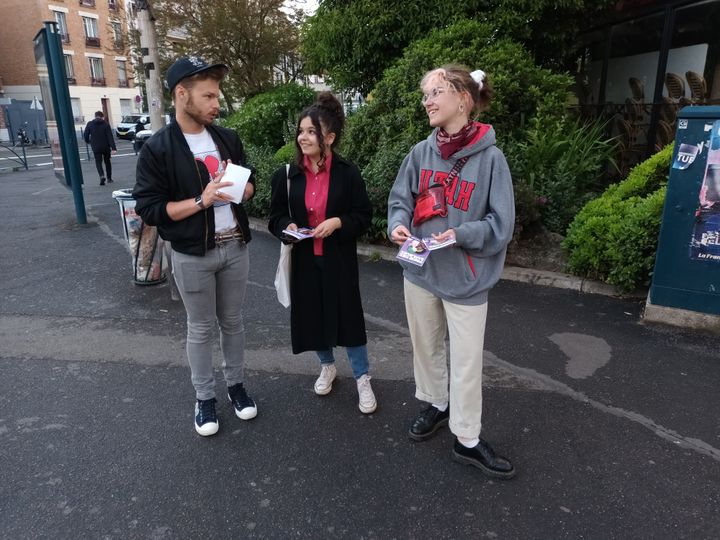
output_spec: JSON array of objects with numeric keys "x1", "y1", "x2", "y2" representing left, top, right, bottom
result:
[{"x1": 185, "y1": 95, "x2": 214, "y2": 126}]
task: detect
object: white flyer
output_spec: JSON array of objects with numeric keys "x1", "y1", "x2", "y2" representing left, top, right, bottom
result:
[{"x1": 216, "y1": 163, "x2": 252, "y2": 204}]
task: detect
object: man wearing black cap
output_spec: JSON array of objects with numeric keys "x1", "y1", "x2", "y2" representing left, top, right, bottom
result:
[{"x1": 133, "y1": 56, "x2": 257, "y2": 437}]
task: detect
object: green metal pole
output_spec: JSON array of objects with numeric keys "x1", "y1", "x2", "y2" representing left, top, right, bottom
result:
[{"x1": 42, "y1": 21, "x2": 87, "y2": 224}]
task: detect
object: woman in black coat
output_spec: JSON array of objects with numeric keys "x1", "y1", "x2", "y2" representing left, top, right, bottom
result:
[{"x1": 268, "y1": 92, "x2": 376, "y2": 414}]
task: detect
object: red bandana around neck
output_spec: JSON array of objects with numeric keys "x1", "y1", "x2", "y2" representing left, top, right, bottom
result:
[{"x1": 437, "y1": 122, "x2": 480, "y2": 160}]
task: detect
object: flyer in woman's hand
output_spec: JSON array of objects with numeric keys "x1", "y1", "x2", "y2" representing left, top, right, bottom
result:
[
  {"x1": 282, "y1": 227, "x2": 314, "y2": 240},
  {"x1": 421, "y1": 236, "x2": 456, "y2": 250},
  {"x1": 397, "y1": 237, "x2": 431, "y2": 266}
]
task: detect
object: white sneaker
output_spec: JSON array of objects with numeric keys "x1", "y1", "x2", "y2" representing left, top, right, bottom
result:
[
  {"x1": 357, "y1": 374, "x2": 377, "y2": 414},
  {"x1": 314, "y1": 364, "x2": 337, "y2": 395}
]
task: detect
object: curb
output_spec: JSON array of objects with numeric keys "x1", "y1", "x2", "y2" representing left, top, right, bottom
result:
[{"x1": 248, "y1": 217, "x2": 642, "y2": 300}]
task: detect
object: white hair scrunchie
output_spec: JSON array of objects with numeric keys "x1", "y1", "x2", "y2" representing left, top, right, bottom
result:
[{"x1": 470, "y1": 69, "x2": 486, "y2": 91}]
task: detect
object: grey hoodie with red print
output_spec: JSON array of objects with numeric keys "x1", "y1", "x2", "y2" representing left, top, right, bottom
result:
[{"x1": 387, "y1": 124, "x2": 515, "y2": 306}]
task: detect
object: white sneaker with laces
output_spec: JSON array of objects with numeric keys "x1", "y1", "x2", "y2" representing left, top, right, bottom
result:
[
  {"x1": 357, "y1": 374, "x2": 377, "y2": 414},
  {"x1": 314, "y1": 364, "x2": 337, "y2": 395}
]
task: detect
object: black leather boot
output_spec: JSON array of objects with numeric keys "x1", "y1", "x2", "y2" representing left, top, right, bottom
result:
[
  {"x1": 452, "y1": 437, "x2": 516, "y2": 479},
  {"x1": 408, "y1": 405, "x2": 449, "y2": 441}
]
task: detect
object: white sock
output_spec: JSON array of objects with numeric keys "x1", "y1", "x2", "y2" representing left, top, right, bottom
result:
[
  {"x1": 458, "y1": 437, "x2": 480, "y2": 449},
  {"x1": 432, "y1": 402, "x2": 448, "y2": 412}
]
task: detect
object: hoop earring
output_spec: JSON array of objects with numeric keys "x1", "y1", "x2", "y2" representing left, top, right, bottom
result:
[{"x1": 459, "y1": 104, "x2": 465, "y2": 113}]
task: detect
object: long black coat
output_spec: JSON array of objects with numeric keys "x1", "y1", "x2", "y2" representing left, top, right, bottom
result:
[{"x1": 268, "y1": 154, "x2": 373, "y2": 354}]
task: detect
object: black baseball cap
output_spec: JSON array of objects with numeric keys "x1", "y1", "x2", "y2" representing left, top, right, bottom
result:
[{"x1": 165, "y1": 56, "x2": 228, "y2": 93}]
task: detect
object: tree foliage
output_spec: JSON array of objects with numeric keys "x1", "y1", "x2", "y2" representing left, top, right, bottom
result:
[
  {"x1": 301, "y1": 0, "x2": 614, "y2": 93},
  {"x1": 153, "y1": 0, "x2": 301, "y2": 102},
  {"x1": 222, "y1": 83, "x2": 315, "y2": 150}
]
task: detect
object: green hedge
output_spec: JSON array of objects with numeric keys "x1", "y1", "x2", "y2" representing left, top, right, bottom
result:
[
  {"x1": 224, "y1": 83, "x2": 315, "y2": 150},
  {"x1": 244, "y1": 144, "x2": 283, "y2": 219},
  {"x1": 563, "y1": 145, "x2": 673, "y2": 292}
]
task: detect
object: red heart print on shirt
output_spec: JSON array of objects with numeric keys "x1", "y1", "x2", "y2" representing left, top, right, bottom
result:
[{"x1": 196, "y1": 154, "x2": 220, "y2": 179}]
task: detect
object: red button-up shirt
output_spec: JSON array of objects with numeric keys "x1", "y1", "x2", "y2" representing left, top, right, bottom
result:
[{"x1": 303, "y1": 153, "x2": 332, "y2": 256}]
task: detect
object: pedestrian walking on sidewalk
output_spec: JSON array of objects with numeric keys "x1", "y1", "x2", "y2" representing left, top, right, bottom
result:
[
  {"x1": 388, "y1": 65, "x2": 516, "y2": 478},
  {"x1": 83, "y1": 111, "x2": 116, "y2": 185},
  {"x1": 268, "y1": 92, "x2": 377, "y2": 414},
  {"x1": 132, "y1": 56, "x2": 257, "y2": 437}
]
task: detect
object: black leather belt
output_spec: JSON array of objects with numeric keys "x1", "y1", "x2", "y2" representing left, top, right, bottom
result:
[{"x1": 214, "y1": 228, "x2": 245, "y2": 244}]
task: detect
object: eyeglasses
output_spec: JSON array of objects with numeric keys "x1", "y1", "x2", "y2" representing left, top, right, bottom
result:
[{"x1": 421, "y1": 86, "x2": 447, "y2": 104}]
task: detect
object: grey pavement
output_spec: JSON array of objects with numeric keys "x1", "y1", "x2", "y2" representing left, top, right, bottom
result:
[{"x1": 1, "y1": 153, "x2": 720, "y2": 539}]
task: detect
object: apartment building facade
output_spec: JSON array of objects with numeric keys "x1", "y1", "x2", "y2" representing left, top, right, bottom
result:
[{"x1": 0, "y1": 0, "x2": 140, "y2": 140}]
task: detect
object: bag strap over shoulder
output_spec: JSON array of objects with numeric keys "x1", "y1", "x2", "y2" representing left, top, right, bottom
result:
[
  {"x1": 442, "y1": 156, "x2": 469, "y2": 188},
  {"x1": 285, "y1": 164, "x2": 292, "y2": 220}
]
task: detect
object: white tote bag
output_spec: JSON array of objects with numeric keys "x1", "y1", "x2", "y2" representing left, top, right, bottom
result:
[{"x1": 274, "y1": 165, "x2": 292, "y2": 307}]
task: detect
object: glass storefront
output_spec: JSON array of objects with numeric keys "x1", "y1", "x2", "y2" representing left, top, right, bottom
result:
[{"x1": 577, "y1": 0, "x2": 720, "y2": 171}]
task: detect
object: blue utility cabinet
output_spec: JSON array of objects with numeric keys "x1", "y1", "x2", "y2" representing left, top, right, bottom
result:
[{"x1": 650, "y1": 106, "x2": 720, "y2": 315}]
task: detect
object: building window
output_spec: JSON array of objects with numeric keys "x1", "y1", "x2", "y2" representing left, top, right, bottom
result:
[
  {"x1": 54, "y1": 11, "x2": 70, "y2": 44},
  {"x1": 83, "y1": 17, "x2": 100, "y2": 47},
  {"x1": 117, "y1": 60, "x2": 128, "y2": 87},
  {"x1": 79, "y1": 0, "x2": 96, "y2": 7},
  {"x1": 120, "y1": 98, "x2": 132, "y2": 116},
  {"x1": 112, "y1": 21, "x2": 123, "y2": 49},
  {"x1": 64, "y1": 55, "x2": 76, "y2": 85},
  {"x1": 71, "y1": 98, "x2": 83, "y2": 123},
  {"x1": 109, "y1": 0, "x2": 118, "y2": 11},
  {"x1": 89, "y1": 57, "x2": 106, "y2": 86}
]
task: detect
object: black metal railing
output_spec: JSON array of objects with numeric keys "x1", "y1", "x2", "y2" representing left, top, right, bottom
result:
[
  {"x1": 67, "y1": 76, "x2": 77, "y2": 85},
  {"x1": 85, "y1": 36, "x2": 101, "y2": 47},
  {"x1": 118, "y1": 79, "x2": 129, "y2": 88},
  {"x1": 90, "y1": 77, "x2": 106, "y2": 86},
  {"x1": 79, "y1": 0, "x2": 96, "y2": 7},
  {"x1": 60, "y1": 33, "x2": 70, "y2": 44}
]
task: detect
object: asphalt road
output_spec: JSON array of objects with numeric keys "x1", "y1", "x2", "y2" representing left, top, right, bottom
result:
[{"x1": 1, "y1": 153, "x2": 719, "y2": 539}]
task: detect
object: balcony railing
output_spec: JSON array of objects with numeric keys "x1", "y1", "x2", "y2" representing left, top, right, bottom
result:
[
  {"x1": 90, "y1": 77, "x2": 106, "y2": 87},
  {"x1": 85, "y1": 36, "x2": 100, "y2": 47},
  {"x1": 60, "y1": 33, "x2": 70, "y2": 44},
  {"x1": 109, "y1": 0, "x2": 118, "y2": 10},
  {"x1": 67, "y1": 77, "x2": 77, "y2": 85},
  {"x1": 114, "y1": 39, "x2": 125, "y2": 50},
  {"x1": 118, "y1": 79, "x2": 129, "y2": 88},
  {"x1": 79, "y1": 0, "x2": 96, "y2": 7}
]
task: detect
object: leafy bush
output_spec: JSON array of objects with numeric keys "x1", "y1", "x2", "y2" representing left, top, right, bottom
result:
[
  {"x1": 341, "y1": 19, "x2": 572, "y2": 238},
  {"x1": 274, "y1": 142, "x2": 296, "y2": 164},
  {"x1": 244, "y1": 144, "x2": 283, "y2": 218},
  {"x1": 224, "y1": 83, "x2": 315, "y2": 150},
  {"x1": 563, "y1": 145, "x2": 673, "y2": 292},
  {"x1": 502, "y1": 116, "x2": 618, "y2": 234}
]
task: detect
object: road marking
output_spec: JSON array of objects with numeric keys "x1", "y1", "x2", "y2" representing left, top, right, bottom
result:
[
  {"x1": 486, "y1": 352, "x2": 720, "y2": 462},
  {"x1": 86, "y1": 210, "x2": 128, "y2": 249},
  {"x1": 31, "y1": 186, "x2": 55, "y2": 195},
  {"x1": 365, "y1": 310, "x2": 720, "y2": 463}
]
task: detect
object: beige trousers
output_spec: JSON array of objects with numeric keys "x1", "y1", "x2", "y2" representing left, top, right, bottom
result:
[{"x1": 403, "y1": 278, "x2": 487, "y2": 439}]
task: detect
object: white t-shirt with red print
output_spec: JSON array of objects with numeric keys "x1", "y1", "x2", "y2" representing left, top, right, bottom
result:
[{"x1": 183, "y1": 129, "x2": 237, "y2": 233}]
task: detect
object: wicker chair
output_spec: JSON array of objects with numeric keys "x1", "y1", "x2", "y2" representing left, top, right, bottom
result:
[
  {"x1": 655, "y1": 119, "x2": 675, "y2": 151},
  {"x1": 685, "y1": 71, "x2": 707, "y2": 103},
  {"x1": 629, "y1": 77, "x2": 645, "y2": 101},
  {"x1": 665, "y1": 72, "x2": 686, "y2": 100}
]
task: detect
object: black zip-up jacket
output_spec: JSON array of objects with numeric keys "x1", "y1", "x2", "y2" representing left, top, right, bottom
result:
[
  {"x1": 83, "y1": 118, "x2": 116, "y2": 153},
  {"x1": 132, "y1": 120, "x2": 255, "y2": 256}
]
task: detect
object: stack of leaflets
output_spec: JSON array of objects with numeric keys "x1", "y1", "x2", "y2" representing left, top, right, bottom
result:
[
  {"x1": 282, "y1": 227, "x2": 314, "y2": 240},
  {"x1": 396, "y1": 235, "x2": 456, "y2": 266}
]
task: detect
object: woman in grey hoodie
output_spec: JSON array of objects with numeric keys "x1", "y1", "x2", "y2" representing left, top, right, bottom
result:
[{"x1": 387, "y1": 65, "x2": 516, "y2": 479}]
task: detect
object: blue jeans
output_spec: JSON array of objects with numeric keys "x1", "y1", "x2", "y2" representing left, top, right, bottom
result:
[{"x1": 316, "y1": 346, "x2": 369, "y2": 379}]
